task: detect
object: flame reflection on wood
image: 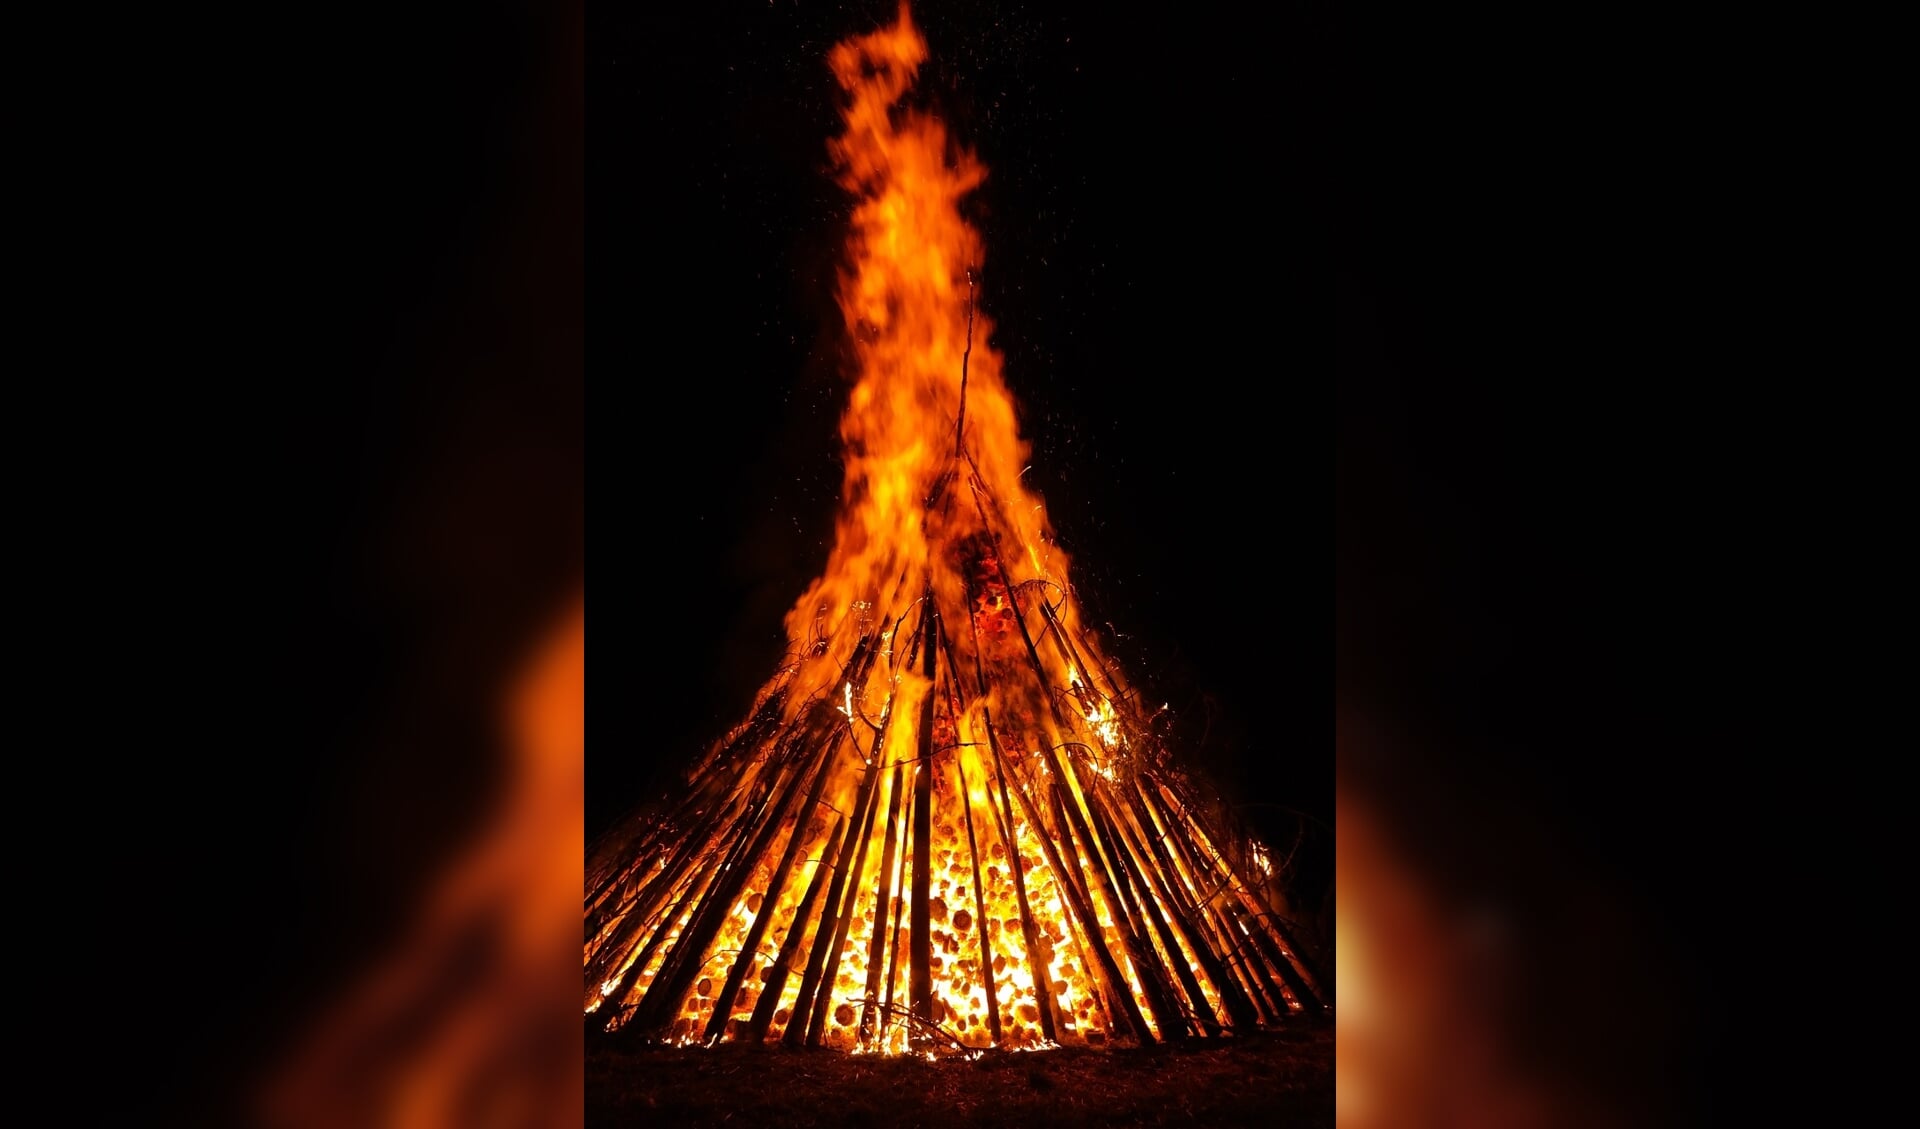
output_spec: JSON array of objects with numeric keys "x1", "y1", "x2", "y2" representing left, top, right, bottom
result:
[{"x1": 584, "y1": 4, "x2": 1324, "y2": 1056}]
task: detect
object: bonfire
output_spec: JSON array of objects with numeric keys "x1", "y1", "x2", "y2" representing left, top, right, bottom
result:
[{"x1": 586, "y1": 4, "x2": 1325, "y2": 1057}]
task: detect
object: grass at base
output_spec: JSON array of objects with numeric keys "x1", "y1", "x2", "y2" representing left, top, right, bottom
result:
[{"x1": 588, "y1": 1022, "x2": 1332, "y2": 1128}]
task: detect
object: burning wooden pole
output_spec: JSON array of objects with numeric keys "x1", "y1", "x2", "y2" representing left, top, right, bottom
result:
[
  {"x1": 796, "y1": 695, "x2": 897, "y2": 1047},
  {"x1": 994, "y1": 740, "x2": 1149, "y2": 1044},
  {"x1": 908, "y1": 591, "x2": 939, "y2": 1048},
  {"x1": 781, "y1": 718, "x2": 885, "y2": 1045},
  {"x1": 981, "y1": 717, "x2": 1061, "y2": 1045},
  {"x1": 954, "y1": 754, "x2": 1003, "y2": 1045},
  {"x1": 1046, "y1": 763, "x2": 1187, "y2": 1041},
  {"x1": 1118, "y1": 779, "x2": 1261, "y2": 1030},
  {"x1": 1085, "y1": 783, "x2": 1220, "y2": 1033},
  {"x1": 744, "y1": 810, "x2": 844, "y2": 1044},
  {"x1": 858, "y1": 755, "x2": 910, "y2": 1046}
]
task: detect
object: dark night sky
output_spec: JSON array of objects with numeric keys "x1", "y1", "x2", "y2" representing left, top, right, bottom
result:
[
  {"x1": 74, "y1": 1, "x2": 1883, "y2": 1122},
  {"x1": 582, "y1": 11, "x2": 1799, "y2": 1086},
  {"x1": 583, "y1": 0, "x2": 1742, "y2": 962},
  {"x1": 591, "y1": 3, "x2": 1333, "y2": 897}
]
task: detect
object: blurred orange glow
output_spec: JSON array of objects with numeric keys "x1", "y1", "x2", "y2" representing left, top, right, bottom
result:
[
  {"x1": 259, "y1": 594, "x2": 584, "y2": 1129},
  {"x1": 1332, "y1": 714, "x2": 1709, "y2": 1129},
  {"x1": 1336, "y1": 784, "x2": 1566, "y2": 1129}
]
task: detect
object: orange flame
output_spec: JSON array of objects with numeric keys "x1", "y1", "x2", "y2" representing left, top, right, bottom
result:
[
  {"x1": 585, "y1": 3, "x2": 1322, "y2": 1057},
  {"x1": 788, "y1": 6, "x2": 1061, "y2": 654}
]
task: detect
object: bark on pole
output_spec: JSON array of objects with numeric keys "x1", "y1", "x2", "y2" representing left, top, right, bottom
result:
[
  {"x1": 788, "y1": 731, "x2": 888, "y2": 1046},
  {"x1": 593, "y1": 851, "x2": 722, "y2": 1029},
  {"x1": 746, "y1": 811, "x2": 846, "y2": 1044},
  {"x1": 800, "y1": 686, "x2": 900, "y2": 1045},
  {"x1": 1045, "y1": 768, "x2": 1182, "y2": 1040},
  {"x1": 981, "y1": 714, "x2": 1059, "y2": 1045},
  {"x1": 1235, "y1": 902, "x2": 1320, "y2": 1011},
  {"x1": 1151, "y1": 783, "x2": 1292, "y2": 1022},
  {"x1": 998, "y1": 752, "x2": 1150, "y2": 1044},
  {"x1": 858, "y1": 760, "x2": 909, "y2": 1045},
  {"x1": 908, "y1": 591, "x2": 938, "y2": 1048},
  {"x1": 955, "y1": 754, "x2": 1002, "y2": 1045},
  {"x1": 879, "y1": 818, "x2": 910, "y2": 1045},
  {"x1": 938, "y1": 643, "x2": 1003, "y2": 1046},
  {"x1": 588, "y1": 741, "x2": 777, "y2": 1000},
  {"x1": 631, "y1": 750, "x2": 814, "y2": 1037},
  {"x1": 1165, "y1": 792, "x2": 1326, "y2": 1007},
  {"x1": 701, "y1": 731, "x2": 843, "y2": 1043},
  {"x1": 1253, "y1": 911, "x2": 1329, "y2": 1008},
  {"x1": 588, "y1": 679, "x2": 791, "y2": 916},
  {"x1": 1121, "y1": 779, "x2": 1259, "y2": 1030},
  {"x1": 1088, "y1": 785, "x2": 1218, "y2": 1033}
]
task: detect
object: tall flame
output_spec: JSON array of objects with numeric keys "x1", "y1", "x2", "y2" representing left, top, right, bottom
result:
[
  {"x1": 785, "y1": 6, "x2": 1055, "y2": 650},
  {"x1": 586, "y1": 4, "x2": 1324, "y2": 1056}
]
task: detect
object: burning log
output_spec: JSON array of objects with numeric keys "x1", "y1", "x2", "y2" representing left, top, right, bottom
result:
[
  {"x1": 1085, "y1": 783, "x2": 1221, "y2": 1034},
  {"x1": 858, "y1": 756, "x2": 910, "y2": 1047},
  {"x1": 908, "y1": 593, "x2": 939, "y2": 1049},
  {"x1": 980, "y1": 713, "x2": 1061, "y2": 1045},
  {"x1": 954, "y1": 751, "x2": 1002, "y2": 1045},
  {"x1": 797, "y1": 665, "x2": 904, "y2": 1045},
  {"x1": 785, "y1": 725, "x2": 886, "y2": 1046},
  {"x1": 1119, "y1": 779, "x2": 1262, "y2": 1030},
  {"x1": 744, "y1": 810, "x2": 844, "y2": 1044}
]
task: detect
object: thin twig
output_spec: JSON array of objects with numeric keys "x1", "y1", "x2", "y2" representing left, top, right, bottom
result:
[{"x1": 954, "y1": 265, "x2": 975, "y2": 456}]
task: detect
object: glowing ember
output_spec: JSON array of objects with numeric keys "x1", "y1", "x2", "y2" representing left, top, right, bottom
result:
[{"x1": 584, "y1": 3, "x2": 1325, "y2": 1055}]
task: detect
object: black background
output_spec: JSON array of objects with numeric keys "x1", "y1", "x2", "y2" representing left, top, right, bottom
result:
[
  {"x1": 585, "y1": 1, "x2": 1746, "y2": 1117},
  {"x1": 591, "y1": 1, "x2": 1331, "y2": 905},
  {"x1": 50, "y1": 0, "x2": 1895, "y2": 1123}
]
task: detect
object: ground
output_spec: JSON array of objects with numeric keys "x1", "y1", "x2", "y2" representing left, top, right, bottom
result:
[{"x1": 586, "y1": 1022, "x2": 1333, "y2": 1128}]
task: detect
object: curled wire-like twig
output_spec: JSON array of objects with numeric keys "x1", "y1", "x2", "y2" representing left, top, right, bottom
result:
[
  {"x1": 1012, "y1": 577, "x2": 1068, "y2": 617},
  {"x1": 853, "y1": 998, "x2": 978, "y2": 1056}
]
